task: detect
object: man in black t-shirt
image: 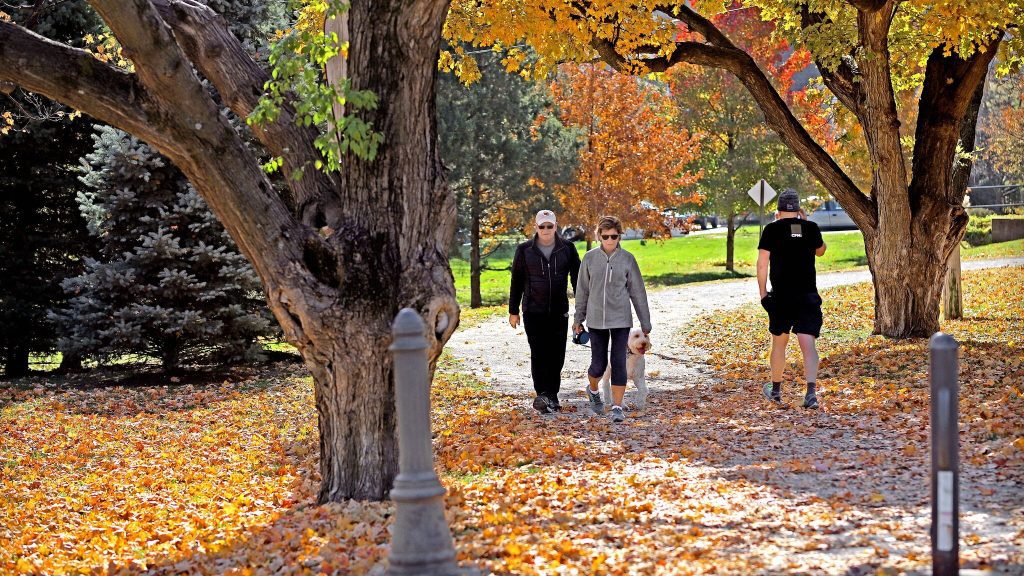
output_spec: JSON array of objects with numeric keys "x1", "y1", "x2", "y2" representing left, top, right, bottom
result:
[{"x1": 756, "y1": 189, "x2": 827, "y2": 409}]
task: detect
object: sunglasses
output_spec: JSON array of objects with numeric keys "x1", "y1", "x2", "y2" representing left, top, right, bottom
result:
[
  {"x1": 537, "y1": 224, "x2": 555, "y2": 229},
  {"x1": 601, "y1": 234, "x2": 620, "y2": 240}
]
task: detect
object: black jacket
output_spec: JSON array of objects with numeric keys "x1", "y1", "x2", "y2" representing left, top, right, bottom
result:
[{"x1": 509, "y1": 235, "x2": 581, "y2": 316}]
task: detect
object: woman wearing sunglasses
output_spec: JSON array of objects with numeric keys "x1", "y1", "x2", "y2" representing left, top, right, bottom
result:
[{"x1": 573, "y1": 215, "x2": 651, "y2": 423}]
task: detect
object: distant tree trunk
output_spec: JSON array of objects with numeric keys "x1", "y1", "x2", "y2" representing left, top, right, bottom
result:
[
  {"x1": 3, "y1": 345, "x2": 29, "y2": 378},
  {"x1": 942, "y1": 78, "x2": 986, "y2": 323},
  {"x1": 57, "y1": 352, "x2": 84, "y2": 373},
  {"x1": 161, "y1": 340, "x2": 181, "y2": 372},
  {"x1": 725, "y1": 213, "x2": 737, "y2": 272},
  {"x1": 469, "y1": 186, "x2": 482, "y2": 308},
  {"x1": 942, "y1": 245, "x2": 963, "y2": 320}
]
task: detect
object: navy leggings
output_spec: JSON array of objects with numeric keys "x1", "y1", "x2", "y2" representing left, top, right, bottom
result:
[{"x1": 587, "y1": 327, "x2": 630, "y2": 385}]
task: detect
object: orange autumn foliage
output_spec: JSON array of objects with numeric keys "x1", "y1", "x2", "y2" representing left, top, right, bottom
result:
[{"x1": 552, "y1": 64, "x2": 701, "y2": 241}]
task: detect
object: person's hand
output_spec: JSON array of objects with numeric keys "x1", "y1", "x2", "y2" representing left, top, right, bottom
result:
[
  {"x1": 573, "y1": 323, "x2": 583, "y2": 334},
  {"x1": 760, "y1": 290, "x2": 768, "y2": 300},
  {"x1": 643, "y1": 329, "x2": 651, "y2": 336},
  {"x1": 509, "y1": 314, "x2": 519, "y2": 329}
]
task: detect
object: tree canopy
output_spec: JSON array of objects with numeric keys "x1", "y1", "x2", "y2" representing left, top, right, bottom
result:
[{"x1": 444, "y1": 0, "x2": 1021, "y2": 337}]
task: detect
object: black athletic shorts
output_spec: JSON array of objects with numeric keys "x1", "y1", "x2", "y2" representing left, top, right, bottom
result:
[{"x1": 761, "y1": 291, "x2": 823, "y2": 338}]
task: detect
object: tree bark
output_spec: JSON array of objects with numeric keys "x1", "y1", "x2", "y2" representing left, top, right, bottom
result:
[
  {"x1": 725, "y1": 213, "x2": 736, "y2": 272},
  {"x1": 470, "y1": 186, "x2": 482, "y2": 308},
  {"x1": 0, "y1": 0, "x2": 458, "y2": 501},
  {"x1": 307, "y1": 0, "x2": 457, "y2": 502}
]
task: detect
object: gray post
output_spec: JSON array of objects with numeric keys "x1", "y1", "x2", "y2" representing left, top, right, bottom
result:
[
  {"x1": 387, "y1": 308, "x2": 460, "y2": 576},
  {"x1": 759, "y1": 179, "x2": 765, "y2": 236},
  {"x1": 930, "y1": 332, "x2": 959, "y2": 575}
]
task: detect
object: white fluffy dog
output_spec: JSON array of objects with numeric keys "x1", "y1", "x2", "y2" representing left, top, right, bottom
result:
[{"x1": 600, "y1": 328, "x2": 651, "y2": 408}]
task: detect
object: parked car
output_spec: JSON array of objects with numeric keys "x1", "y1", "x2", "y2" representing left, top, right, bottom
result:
[
  {"x1": 807, "y1": 200, "x2": 857, "y2": 230},
  {"x1": 688, "y1": 214, "x2": 719, "y2": 230},
  {"x1": 560, "y1": 226, "x2": 586, "y2": 242}
]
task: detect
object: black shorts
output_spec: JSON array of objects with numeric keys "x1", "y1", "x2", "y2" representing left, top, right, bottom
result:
[{"x1": 761, "y1": 292, "x2": 822, "y2": 338}]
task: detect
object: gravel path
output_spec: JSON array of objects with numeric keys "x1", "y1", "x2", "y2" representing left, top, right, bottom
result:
[{"x1": 448, "y1": 257, "x2": 1024, "y2": 408}]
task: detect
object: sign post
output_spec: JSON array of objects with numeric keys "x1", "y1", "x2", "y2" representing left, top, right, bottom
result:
[{"x1": 746, "y1": 179, "x2": 777, "y2": 236}]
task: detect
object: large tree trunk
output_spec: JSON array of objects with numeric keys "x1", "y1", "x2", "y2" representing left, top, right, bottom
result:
[
  {"x1": 725, "y1": 213, "x2": 736, "y2": 272},
  {"x1": 304, "y1": 0, "x2": 456, "y2": 502},
  {"x1": 865, "y1": 42, "x2": 992, "y2": 338},
  {"x1": 470, "y1": 186, "x2": 482, "y2": 308},
  {"x1": 864, "y1": 228, "x2": 950, "y2": 337}
]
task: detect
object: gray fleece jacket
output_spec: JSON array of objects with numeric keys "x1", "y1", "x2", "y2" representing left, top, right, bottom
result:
[{"x1": 573, "y1": 246, "x2": 652, "y2": 332}]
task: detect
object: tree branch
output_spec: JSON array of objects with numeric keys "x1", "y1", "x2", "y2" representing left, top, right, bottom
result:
[
  {"x1": 797, "y1": 3, "x2": 864, "y2": 116},
  {"x1": 846, "y1": 0, "x2": 889, "y2": 12},
  {"x1": 0, "y1": 20, "x2": 174, "y2": 152},
  {"x1": 590, "y1": 7, "x2": 877, "y2": 229},
  {"x1": 5, "y1": 1, "x2": 333, "y2": 300},
  {"x1": 910, "y1": 36, "x2": 1001, "y2": 210},
  {"x1": 150, "y1": 0, "x2": 343, "y2": 226},
  {"x1": 854, "y1": 0, "x2": 908, "y2": 216}
]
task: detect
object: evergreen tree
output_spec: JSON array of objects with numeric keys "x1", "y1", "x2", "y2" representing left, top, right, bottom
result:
[
  {"x1": 438, "y1": 50, "x2": 580, "y2": 307},
  {"x1": 0, "y1": 3, "x2": 103, "y2": 377},
  {"x1": 52, "y1": 127, "x2": 276, "y2": 370}
]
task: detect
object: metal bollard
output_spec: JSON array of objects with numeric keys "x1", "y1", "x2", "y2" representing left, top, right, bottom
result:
[
  {"x1": 387, "y1": 308, "x2": 461, "y2": 576},
  {"x1": 930, "y1": 332, "x2": 959, "y2": 576}
]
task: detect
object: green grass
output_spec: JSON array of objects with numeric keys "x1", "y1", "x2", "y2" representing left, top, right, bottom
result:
[
  {"x1": 453, "y1": 227, "x2": 866, "y2": 306},
  {"x1": 453, "y1": 228, "x2": 1023, "y2": 306},
  {"x1": 962, "y1": 237, "x2": 1024, "y2": 259}
]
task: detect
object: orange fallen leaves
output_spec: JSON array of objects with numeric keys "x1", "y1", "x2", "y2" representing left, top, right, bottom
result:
[{"x1": 1, "y1": 268, "x2": 1022, "y2": 574}]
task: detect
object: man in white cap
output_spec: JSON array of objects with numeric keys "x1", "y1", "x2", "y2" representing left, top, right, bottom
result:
[
  {"x1": 757, "y1": 188, "x2": 827, "y2": 409},
  {"x1": 509, "y1": 209, "x2": 582, "y2": 413}
]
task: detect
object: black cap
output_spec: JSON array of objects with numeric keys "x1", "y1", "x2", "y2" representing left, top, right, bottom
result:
[{"x1": 778, "y1": 188, "x2": 800, "y2": 212}]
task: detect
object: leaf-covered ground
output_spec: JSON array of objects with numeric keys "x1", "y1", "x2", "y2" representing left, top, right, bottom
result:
[{"x1": 2, "y1": 268, "x2": 1022, "y2": 574}]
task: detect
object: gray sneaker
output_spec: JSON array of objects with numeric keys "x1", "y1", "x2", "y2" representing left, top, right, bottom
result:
[
  {"x1": 609, "y1": 405, "x2": 625, "y2": 423},
  {"x1": 587, "y1": 388, "x2": 605, "y2": 414},
  {"x1": 802, "y1": 391, "x2": 819, "y2": 409}
]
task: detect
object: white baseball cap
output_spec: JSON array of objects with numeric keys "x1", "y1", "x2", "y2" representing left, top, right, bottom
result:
[{"x1": 535, "y1": 210, "x2": 557, "y2": 225}]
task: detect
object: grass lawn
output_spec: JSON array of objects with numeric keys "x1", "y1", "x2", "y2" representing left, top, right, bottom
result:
[{"x1": 454, "y1": 228, "x2": 1022, "y2": 306}]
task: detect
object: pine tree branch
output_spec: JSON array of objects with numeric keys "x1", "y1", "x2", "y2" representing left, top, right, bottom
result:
[
  {"x1": 0, "y1": 20, "x2": 172, "y2": 152},
  {"x1": 150, "y1": 0, "x2": 343, "y2": 226}
]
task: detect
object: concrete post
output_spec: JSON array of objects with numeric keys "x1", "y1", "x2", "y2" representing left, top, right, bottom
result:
[
  {"x1": 930, "y1": 332, "x2": 959, "y2": 575},
  {"x1": 387, "y1": 308, "x2": 460, "y2": 576}
]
